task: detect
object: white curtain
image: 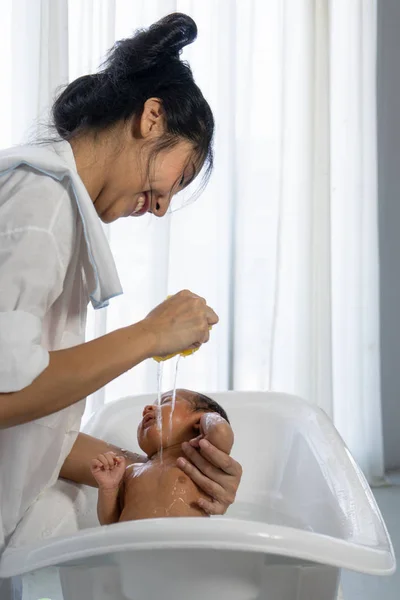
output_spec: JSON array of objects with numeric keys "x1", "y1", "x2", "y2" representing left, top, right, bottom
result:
[{"x1": 0, "y1": 0, "x2": 383, "y2": 483}]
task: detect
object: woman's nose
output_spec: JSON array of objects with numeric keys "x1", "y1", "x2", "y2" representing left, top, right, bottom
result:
[{"x1": 153, "y1": 195, "x2": 171, "y2": 218}]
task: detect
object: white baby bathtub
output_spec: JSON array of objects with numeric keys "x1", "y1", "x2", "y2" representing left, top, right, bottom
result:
[{"x1": 0, "y1": 391, "x2": 395, "y2": 600}]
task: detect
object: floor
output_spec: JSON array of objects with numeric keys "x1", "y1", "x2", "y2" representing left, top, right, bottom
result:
[{"x1": 341, "y1": 472, "x2": 400, "y2": 600}]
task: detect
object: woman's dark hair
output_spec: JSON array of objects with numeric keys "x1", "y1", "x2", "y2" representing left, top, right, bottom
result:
[
  {"x1": 191, "y1": 393, "x2": 230, "y2": 424},
  {"x1": 52, "y1": 13, "x2": 214, "y2": 187}
]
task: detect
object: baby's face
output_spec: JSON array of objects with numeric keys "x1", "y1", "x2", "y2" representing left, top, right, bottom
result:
[{"x1": 137, "y1": 389, "x2": 201, "y2": 458}]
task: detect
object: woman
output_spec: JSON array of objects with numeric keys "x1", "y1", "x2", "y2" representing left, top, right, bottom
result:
[{"x1": 0, "y1": 13, "x2": 242, "y2": 550}]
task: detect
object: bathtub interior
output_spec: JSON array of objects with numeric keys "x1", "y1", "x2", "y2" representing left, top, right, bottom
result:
[{"x1": 83, "y1": 391, "x2": 389, "y2": 551}]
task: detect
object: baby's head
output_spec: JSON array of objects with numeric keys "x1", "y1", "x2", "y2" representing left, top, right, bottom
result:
[{"x1": 137, "y1": 389, "x2": 229, "y2": 458}]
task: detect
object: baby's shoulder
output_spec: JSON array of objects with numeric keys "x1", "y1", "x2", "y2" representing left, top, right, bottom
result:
[
  {"x1": 124, "y1": 461, "x2": 191, "y2": 485},
  {"x1": 124, "y1": 461, "x2": 149, "y2": 478},
  {"x1": 123, "y1": 460, "x2": 162, "y2": 484}
]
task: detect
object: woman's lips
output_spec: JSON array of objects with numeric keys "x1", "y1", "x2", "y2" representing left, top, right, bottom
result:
[{"x1": 130, "y1": 192, "x2": 150, "y2": 217}]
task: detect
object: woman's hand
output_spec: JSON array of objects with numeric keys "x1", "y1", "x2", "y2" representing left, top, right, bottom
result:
[
  {"x1": 177, "y1": 440, "x2": 242, "y2": 515},
  {"x1": 143, "y1": 290, "x2": 219, "y2": 358}
]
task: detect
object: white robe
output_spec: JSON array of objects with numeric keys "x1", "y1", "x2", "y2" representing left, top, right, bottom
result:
[{"x1": 0, "y1": 140, "x2": 122, "y2": 552}]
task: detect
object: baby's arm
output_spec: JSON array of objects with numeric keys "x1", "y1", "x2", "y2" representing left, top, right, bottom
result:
[
  {"x1": 90, "y1": 451, "x2": 126, "y2": 525},
  {"x1": 97, "y1": 488, "x2": 121, "y2": 525}
]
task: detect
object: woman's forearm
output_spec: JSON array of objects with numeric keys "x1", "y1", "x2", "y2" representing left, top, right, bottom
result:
[
  {"x1": 0, "y1": 323, "x2": 155, "y2": 428},
  {"x1": 60, "y1": 433, "x2": 146, "y2": 487}
]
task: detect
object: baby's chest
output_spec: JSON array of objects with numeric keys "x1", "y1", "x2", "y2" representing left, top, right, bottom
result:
[
  {"x1": 124, "y1": 465, "x2": 162, "y2": 496},
  {"x1": 124, "y1": 465, "x2": 197, "y2": 507}
]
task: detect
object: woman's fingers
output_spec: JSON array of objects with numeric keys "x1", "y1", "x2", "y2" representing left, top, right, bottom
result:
[
  {"x1": 197, "y1": 497, "x2": 221, "y2": 515},
  {"x1": 183, "y1": 292, "x2": 218, "y2": 332},
  {"x1": 176, "y1": 455, "x2": 225, "y2": 500},
  {"x1": 187, "y1": 292, "x2": 218, "y2": 326},
  {"x1": 187, "y1": 292, "x2": 205, "y2": 302},
  {"x1": 201, "y1": 326, "x2": 210, "y2": 344},
  {"x1": 189, "y1": 435, "x2": 203, "y2": 448},
  {"x1": 198, "y1": 439, "x2": 242, "y2": 478},
  {"x1": 206, "y1": 307, "x2": 219, "y2": 327},
  {"x1": 179, "y1": 441, "x2": 243, "y2": 514},
  {"x1": 181, "y1": 443, "x2": 226, "y2": 485}
]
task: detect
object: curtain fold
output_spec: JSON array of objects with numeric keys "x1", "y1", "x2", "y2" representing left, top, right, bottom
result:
[
  {"x1": 0, "y1": 0, "x2": 383, "y2": 482},
  {"x1": 330, "y1": 0, "x2": 383, "y2": 482},
  {"x1": 0, "y1": 0, "x2": 69, "y2": 146}
]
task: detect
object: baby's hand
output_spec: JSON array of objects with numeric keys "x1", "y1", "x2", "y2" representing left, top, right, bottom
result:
[{"x1": 90, "y1": 451, "x2": 126, "y2": 490}]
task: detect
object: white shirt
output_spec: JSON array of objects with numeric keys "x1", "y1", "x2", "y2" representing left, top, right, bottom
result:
[{"x1": 0, "y1": 140, "x2": 122, "y2": 550}]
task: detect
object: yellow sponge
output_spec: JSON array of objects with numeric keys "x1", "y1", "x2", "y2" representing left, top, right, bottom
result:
[{"x1": 153, "y1": 346, "x2": 200, "y2": 363}]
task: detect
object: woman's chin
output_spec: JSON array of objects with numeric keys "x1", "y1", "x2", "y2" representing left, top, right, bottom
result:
[{"x1": 99, "y1": 211, "x2": 119, "y2": 224}]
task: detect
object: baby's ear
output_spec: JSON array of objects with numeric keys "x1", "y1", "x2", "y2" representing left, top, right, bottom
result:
[{"x1": 192, "y1": 415, "x2": 202, "y2": 432}]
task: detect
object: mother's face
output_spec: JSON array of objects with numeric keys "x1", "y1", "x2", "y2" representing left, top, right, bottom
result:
[{"x1": 93, "y1": 99, "x2": 198, "y2": 223}]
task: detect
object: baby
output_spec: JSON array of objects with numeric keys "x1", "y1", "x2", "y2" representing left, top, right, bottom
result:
[{"x1": 90, "y1": 389, "x2": 234, "y2": 523}]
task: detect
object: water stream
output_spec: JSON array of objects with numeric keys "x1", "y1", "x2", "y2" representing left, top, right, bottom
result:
[
  {"x1": 169, "y1": 355, "x2": 181, "y2": 442},
  {"x1": 156, "y1": 362, "x2": 164, "y2": 463},
  {"x1": 156, "y1": 355, "x2": 183, "y2": 461}
]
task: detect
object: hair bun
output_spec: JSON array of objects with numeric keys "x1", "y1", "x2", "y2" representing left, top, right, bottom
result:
[
  {"x1": 105, "y1": 13, "x2": 197, "y2": 77},
  {"x1": 149, "y1": 13, "x2": 197, "y2": 57}
]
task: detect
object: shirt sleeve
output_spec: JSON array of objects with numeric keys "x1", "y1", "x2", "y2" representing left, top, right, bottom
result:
[
  {"x1": 0, "y1": 228, "x2": 67, "y2": 392},
  {"x1": 0, "y1": 167, "x2": 75, "y2": 392}
]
